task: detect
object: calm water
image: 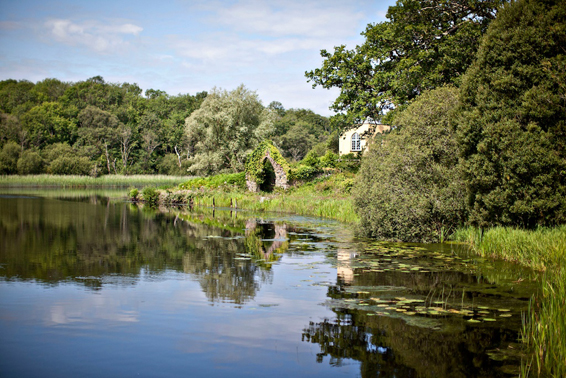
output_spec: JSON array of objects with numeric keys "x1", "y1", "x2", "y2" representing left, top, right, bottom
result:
[{"x1": 0, "y1": 192, "x2": 539, "y2": 377}]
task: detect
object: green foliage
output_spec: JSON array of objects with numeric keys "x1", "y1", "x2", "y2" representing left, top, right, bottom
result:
[
  {"x1": 335, "y1": 153, "x2": 361, "y2": 173},
  {"x1": 288, "y1": 165, "x2": 321, "y2": 182},
  {"x1": 275, "y1": 121, "x2": 316, "y2": 161},
  {"x1": 178, "y1": 172, "x2": 246, "y2": 190},
  {"x1": 458, "y1": 0, "x2": 566, "y2": 228},
  {"x1": 17, "y1": 150, "x2": 44, "y2": 175},
  {"x1": 48, "y1": 156, "x2": 92, "y2": 175},
  {"x1": 300, "y1": 150, "x2": 320, "y2": 168},
  {"x1": 452, "y1": 225, "x2": 566, "y2": 377},
  {"x1": 354, "y1": 86, "x2": 466, "y2": 242},
  {"x1": 0, "y1": 141, "x2": 21, "y2": 174},
  {"x1": 129, "y1": 187, "x2": 139, "y2": 201},
  {"x1": 306, "y1": 0, "x2": 504, "y2": 125},
  {"x1": 185, "y1": 85, "x2": 274, "y2": 176},
  {"x1": 319, "y1": 150, "x2": 338, "y2": 168},
  {"x1": 141, "y1": 187, "x2": 159, "y2": 206},
  {"x1": 244, "y1": 140, "x2": 290, "y2": 185}
]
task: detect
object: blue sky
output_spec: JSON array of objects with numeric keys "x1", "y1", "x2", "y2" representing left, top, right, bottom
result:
[{"x1": 0, "y1": 0, "x2": 395, "y2": 115}]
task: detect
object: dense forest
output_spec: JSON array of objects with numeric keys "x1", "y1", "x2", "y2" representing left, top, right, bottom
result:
[
  {"x1": 0, "y1": 77, "x2": 336, "y2": 176},
  {"x1": 307, "y1": 0, "x2": 566, "y2": 236}
]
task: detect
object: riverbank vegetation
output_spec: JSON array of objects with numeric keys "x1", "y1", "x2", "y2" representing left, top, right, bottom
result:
[
  {"x1": 308, "y1": 0, "x2": 565, "y2": 375},
  {"x1": 453, "y1": 226, "x2": 566, "y2": 377},
  {"x1": 0, "y1": 174, "x2": 192, "y2": 188}
]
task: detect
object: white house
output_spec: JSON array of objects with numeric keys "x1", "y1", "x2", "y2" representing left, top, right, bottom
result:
[{"x1": 338, "y1": 120, "x2": 390, "y2": 155}]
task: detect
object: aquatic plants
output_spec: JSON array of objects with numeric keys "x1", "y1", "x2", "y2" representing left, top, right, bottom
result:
[{"x1": 452, "y1": 226, "x2": 566, "y2": 377}]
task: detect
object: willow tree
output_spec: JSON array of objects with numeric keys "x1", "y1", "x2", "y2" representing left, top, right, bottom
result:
[{"x1": 185, "y1": 85, "x2": 274, "y2": 176}]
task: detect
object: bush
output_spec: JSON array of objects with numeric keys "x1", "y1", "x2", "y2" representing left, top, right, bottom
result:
[
  {"x1": 319, "y1": 151, "x2": 338, "y2": 168},
  {"x1": 336, "y1": 153, "x2": 361, "y2": 173},
  {"x1": 0, "y1": 141, "x2": 21, "y2": 174},
  {"x1": 301, "y1": 150, "x2": 319, "y2": 168},
  {"x1": 48, "y1": 156, "x2": 92, "y2": 175},
  {"x1": 141, "y1": 187, "x2": 159, "y2": 206},
  {"x1": 17, "y1": 150, "x2": 44, "y2": 174},
  {"x1": 289, "y1": 164, "x2": 321, "y2": 182},
  {"x1": 129, "y1": 187, "x2": 139, "y2": 201},
  {"x1": 354, "y1": 86, "x2": 466, "y2": 242}
]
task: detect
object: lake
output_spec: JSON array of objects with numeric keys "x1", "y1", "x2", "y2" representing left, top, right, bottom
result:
[{"x1": 0, "y1": 191, "x2": 539, "y2": 377}]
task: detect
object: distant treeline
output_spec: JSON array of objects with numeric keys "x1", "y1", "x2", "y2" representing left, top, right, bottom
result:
[{"x1": 0, "y1": 77, "x2": 336, "y2": 176}]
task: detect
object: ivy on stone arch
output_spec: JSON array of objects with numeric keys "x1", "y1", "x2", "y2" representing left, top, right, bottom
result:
[{"x1": 245, "y1": 140, "x2": 290, "y2": 192}]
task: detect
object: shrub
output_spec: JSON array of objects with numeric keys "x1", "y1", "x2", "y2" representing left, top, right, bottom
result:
[
  {"x1": 141, "y1": 187, "x2": 159, "y2": 206},
  {"x1": 354, "y1": 86, "x2": 466, "y2": 242},
  {"x1": 17, "y1": 150, "x2": 44, "y2": 174},
  {"x1": 301, "y1": 150, "x2": 319, "y2": 168},
  {"x1": 0, "y1": 141, "x2": 21, "y2": 174},
  {"x1": 289, "y1": 164, "x2": 321, "y2": 182},
  {"x1": 48, "y1": 156, "x2": 92, "y2": 175},
  {"x1": 319, "y1": 150, "x2": 338, "y2": 168},
  {"x1": 129, "y1": 187, "x2": 139, "y2": 201}
]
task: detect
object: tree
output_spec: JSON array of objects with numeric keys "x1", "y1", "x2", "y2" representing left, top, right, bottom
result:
[
  {"x1": 17, "y1": 150, "x2": 44, "y2": 174},
  {"x1": 354, "y1": 86, "x2": 466, "y2": 242},
  {"x1": 185, "y1": 85, "x2": 274, "y2": 176},
  {"x1": 277, "y1": 121, "x2": 316, "y2": 161},
  {"x1": 0, "y1": 141, "x2": 21, "y2": 174},
  {"x1": 77, "y1": 106, "x2": 120, "y2": 174},
  {"x1": 305, "y1": 0, "x2": 505, "y2": 125},
  {"x1": 20, "y1": 102, "x2": 78, "y2": 148},
  {"x1": 458, "y1": 0, "x2": 566, "y2": 228}
]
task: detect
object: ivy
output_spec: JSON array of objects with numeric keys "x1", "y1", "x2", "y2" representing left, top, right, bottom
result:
[{"x1": 245, "y1": 140, "x2": 290, "y2": 185}]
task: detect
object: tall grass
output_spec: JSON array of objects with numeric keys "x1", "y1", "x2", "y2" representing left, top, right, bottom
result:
[
  {"x1": 0, "y1": 174, "x2": 194, "y2": 188},
  {"x1": 186, "y1": 191, "x2": 358, "y2": 224},
  {"x1": 453, "y1": 226, "x2": 566, "y2": 377}
]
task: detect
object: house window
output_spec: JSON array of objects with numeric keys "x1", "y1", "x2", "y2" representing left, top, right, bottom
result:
[{"x1": 351, "y1": 133, "x2": 361, "y2": 151}]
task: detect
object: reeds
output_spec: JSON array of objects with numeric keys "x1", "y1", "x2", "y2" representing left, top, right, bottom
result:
[
  {"x1": 0, "y1": 174, "x2": 194, "y2": 188},
  {"x1": 453, "y1": 226, "x2": 566, "y2": 377},
  {"x1": 186, "y1": 191, "x2": 358, "y2": 224}
]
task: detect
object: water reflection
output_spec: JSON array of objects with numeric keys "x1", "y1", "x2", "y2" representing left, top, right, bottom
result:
[
  {"x1": 0, "y1": 194, "x2": 539, "y2": 377},
  {"x1": 302, "y1": 241, "x2": 539, "y2": 378},
  {"x1": 0, "y1": 196, "x2": 292, "y2": 305}
]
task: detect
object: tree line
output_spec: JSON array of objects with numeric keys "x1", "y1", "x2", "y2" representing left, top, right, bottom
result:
[
  {"x1": 0, "y1": 77, "x2": 336, "y2": 176},
  {"x1": 308, "y1": 0, "x2": 566, "y2": 238}
]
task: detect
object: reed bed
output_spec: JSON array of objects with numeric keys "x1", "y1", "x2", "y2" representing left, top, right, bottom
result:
[
  {"x1": 0, "y1": 174, "x2": 194, "y2": 188},
  {"x1": 453, "y1": 226, "x2": 566, "y2": 377},
  {"x1": 187, "y1": 191, "x2": 358, "y2": 224}
]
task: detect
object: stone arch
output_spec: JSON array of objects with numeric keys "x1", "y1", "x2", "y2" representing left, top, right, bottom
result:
[{"x1": 245, "y1": 141, "x2": 290, "y2": 192}]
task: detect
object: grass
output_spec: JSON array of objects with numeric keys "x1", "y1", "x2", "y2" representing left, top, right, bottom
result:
[
  {"x1": 146, "y1": 171, "x2": 358, "y2": 224},
  {"x1": 452, "y1": 226, "x2": 566, "y2": 377},
  {"x1": 0, "y1": 174, "x2": 195, "y2": 188}
]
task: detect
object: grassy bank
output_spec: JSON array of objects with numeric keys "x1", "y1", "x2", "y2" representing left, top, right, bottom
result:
[
  {"x1": 0, "y1": 174, "x2": 194, "y2": 188},
  {"x1": 134, "y1": 171, "x2": 358, "y2": 224},
  {"x1": 453, "y1": 226, "x2": 566, "y2": 377}
]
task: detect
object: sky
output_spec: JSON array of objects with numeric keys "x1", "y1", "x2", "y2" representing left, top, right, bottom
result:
[{"x1": 0, "y1": 0, "x2": 396, "y2": 116}]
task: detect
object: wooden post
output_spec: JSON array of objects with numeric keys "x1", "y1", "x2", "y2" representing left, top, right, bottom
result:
[{"x1": 213, "y1": 197, "x2": 216, "y2": 208}]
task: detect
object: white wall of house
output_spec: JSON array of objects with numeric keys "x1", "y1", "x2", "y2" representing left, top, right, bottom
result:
[{"x1": 339, "y1": 121, "x2": 390, "y2": 155}]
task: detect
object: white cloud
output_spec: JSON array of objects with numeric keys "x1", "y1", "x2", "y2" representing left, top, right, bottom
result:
[
  {"x1": 204, "y1": 0, "x2": 366, "y2": 38},
  {"x1": 44, "y1": 18, "x2": 143, "y2": 54}
]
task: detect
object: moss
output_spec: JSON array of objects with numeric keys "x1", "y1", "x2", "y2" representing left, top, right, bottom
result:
[{"x1": 245, "y1": 140, "x2": 290, "y2": 185}]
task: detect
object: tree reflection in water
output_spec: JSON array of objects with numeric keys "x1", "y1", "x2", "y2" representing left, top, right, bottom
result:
[
  {"x1": 0, "y1": 196, "x2": 290, "y2": 304},
  {"x1": 303, "y1": 247, "x2": 526, "y2": 378}
]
